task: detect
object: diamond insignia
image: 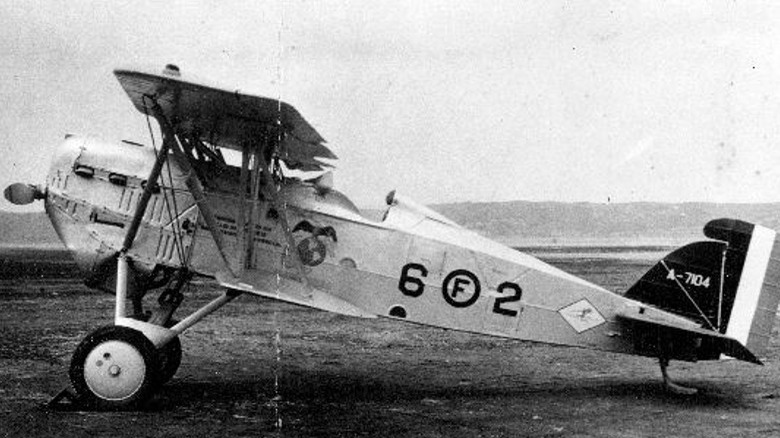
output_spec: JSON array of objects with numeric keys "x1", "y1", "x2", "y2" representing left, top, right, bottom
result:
[{"x1": 558, "y1": 299, "x2": 606, "y2": 333}]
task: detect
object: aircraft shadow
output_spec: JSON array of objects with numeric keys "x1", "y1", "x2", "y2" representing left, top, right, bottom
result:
[{"x1": 153, "y1": 367, "x2": 753, "y2": 411}]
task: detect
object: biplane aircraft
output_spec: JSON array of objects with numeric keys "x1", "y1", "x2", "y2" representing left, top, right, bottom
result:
[{"x1": 5, "y1": 64, "x2": 780, "y2": 409}]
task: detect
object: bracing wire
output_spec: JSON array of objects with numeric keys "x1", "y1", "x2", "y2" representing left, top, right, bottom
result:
[{"x1": 162, "y1": 140, "x2": 187, "y2": 265}]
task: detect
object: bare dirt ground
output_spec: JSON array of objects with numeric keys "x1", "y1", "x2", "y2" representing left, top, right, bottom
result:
[{"x1": 2, "y1": 248, "x2": 780, "y2": 437}]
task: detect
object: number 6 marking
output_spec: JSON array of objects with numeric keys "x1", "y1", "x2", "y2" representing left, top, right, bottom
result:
[{"x1": 398, "y1": 263, "x2": 428, "y2": 297}]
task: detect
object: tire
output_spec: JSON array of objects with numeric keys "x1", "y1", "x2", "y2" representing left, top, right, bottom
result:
[
  {"x1": 127, "y1": 316, "x2": 182, "y2": 385},
  {"x1": 157, "y1": 336, "x2": 182, "y2": 385},
  {"x1": 69, "y1": 325, "x2": 160, "y2": 410}
]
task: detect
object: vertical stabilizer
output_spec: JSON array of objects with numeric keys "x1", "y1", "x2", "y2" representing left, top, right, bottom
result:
[{"x1": 624, "y1": 218, "x2": 780, "y2": 360}]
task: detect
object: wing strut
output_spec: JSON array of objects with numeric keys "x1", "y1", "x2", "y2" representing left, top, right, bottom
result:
[
  {"x1": 262, "y1": 153, "x2": 313, "y2": 299},
  {"x1": 148, "y1": 100, "x2": 239, "y2": 278},
  {"x1": 113, "y1": 125, "x2": 174, "y2": 321},
  {"x1": 237, "y1": 143, "x2": 252, "y2": 270},
  {"x1": 121, "y1": 132, "x2": 171, "y2": 252},
  {"x1": 229, "y1": 125, "x2": 313, "y2": 298},
  {"x1": 234, "y1": 134, "x2": 269, "y2": 273}
]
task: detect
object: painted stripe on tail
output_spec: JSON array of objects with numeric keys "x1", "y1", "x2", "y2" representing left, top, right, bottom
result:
[
  {"x1": 726, "y1": 225, "x2": 776, "y2": 345},
  {"x1": 745, "y1": 228, "x2": 780, "y2": 356}
]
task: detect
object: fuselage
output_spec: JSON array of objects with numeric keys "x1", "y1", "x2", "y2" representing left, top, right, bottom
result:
[{"x1": 45, "y1": 134, "x2": 694, "y2": 357}]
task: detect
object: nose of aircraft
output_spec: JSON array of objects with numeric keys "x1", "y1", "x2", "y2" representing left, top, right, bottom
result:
[{"x1": 4, "y1": 182, "x2": 45, "y2": 205}]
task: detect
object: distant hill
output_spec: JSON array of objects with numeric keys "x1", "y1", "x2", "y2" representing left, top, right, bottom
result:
[
  {"x1": 3, "y1": 202, "x2": 780, "y2": 247},
  {"x1": 429, "y1": 201, "x2": 780, "y2": 246}
]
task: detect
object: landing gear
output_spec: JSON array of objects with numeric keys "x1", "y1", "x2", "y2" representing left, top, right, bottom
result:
[
  {"x1": 659, "y1": 357, "x2": 698, "y2": 395},
  {"x1": 66, "y1": 266, "x2": 188, "y2": 410},
  {"x1": 61, "y1": 287, "x2": 240, "y2": 410},
  {"x1": 69, "y1": 325, "x2": 160, "y2": 410}
]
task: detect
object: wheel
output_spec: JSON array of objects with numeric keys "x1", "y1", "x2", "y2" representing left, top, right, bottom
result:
[
  {"x1": 125, "y1": 315, "x2": 182, "y2": 385},
  {"x1": 69, "y1": 325, "x2": 160, "y2": 410},
  {"x1": 157, "y1": 336, "x2": 182, "y2": 385}
]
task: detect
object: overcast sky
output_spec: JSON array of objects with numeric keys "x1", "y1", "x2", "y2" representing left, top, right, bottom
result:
[{"x1": 3, "y1": 1, "x2": 780, "y2": 211}]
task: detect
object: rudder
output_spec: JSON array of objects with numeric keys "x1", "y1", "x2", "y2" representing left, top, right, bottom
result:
[{"x1": 713, "y1": 220, "x2": 780, "y2": 357}]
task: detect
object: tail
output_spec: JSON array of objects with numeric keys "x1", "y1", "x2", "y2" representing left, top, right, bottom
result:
[{"x1": 621, "y1": 218, "x2": 780, "y2": 363}]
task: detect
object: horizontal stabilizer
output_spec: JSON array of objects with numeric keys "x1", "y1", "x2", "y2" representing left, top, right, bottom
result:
[{"x1": 616, "y1": 309, "x2": 760, "y2": 364}]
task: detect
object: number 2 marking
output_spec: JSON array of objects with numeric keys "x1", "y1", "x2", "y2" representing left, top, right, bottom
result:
[{"x1": 492, "y1": 282, "x2": 522, "y2": 317}]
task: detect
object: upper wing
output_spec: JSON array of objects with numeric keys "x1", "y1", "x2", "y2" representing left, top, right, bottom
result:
[{"x1": 113, "y1": 65, "x2": 336, "y2": 171}]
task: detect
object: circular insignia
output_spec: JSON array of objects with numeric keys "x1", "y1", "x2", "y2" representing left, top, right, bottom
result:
[
  {"x1": 297, "y1": 237, "x2": 327, "y2": 266},
  {"x1": 442, "y1": 269, "x2": 481, "y2": 308}
]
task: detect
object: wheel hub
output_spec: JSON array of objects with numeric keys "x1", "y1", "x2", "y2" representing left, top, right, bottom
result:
[{"x1": 83, "y1": 340, "x2": 147, "y2": 401}]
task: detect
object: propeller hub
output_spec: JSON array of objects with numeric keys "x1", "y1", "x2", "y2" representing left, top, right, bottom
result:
[{"x1": 4, "y1": 183, "x2": 45, "y2": 205}]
